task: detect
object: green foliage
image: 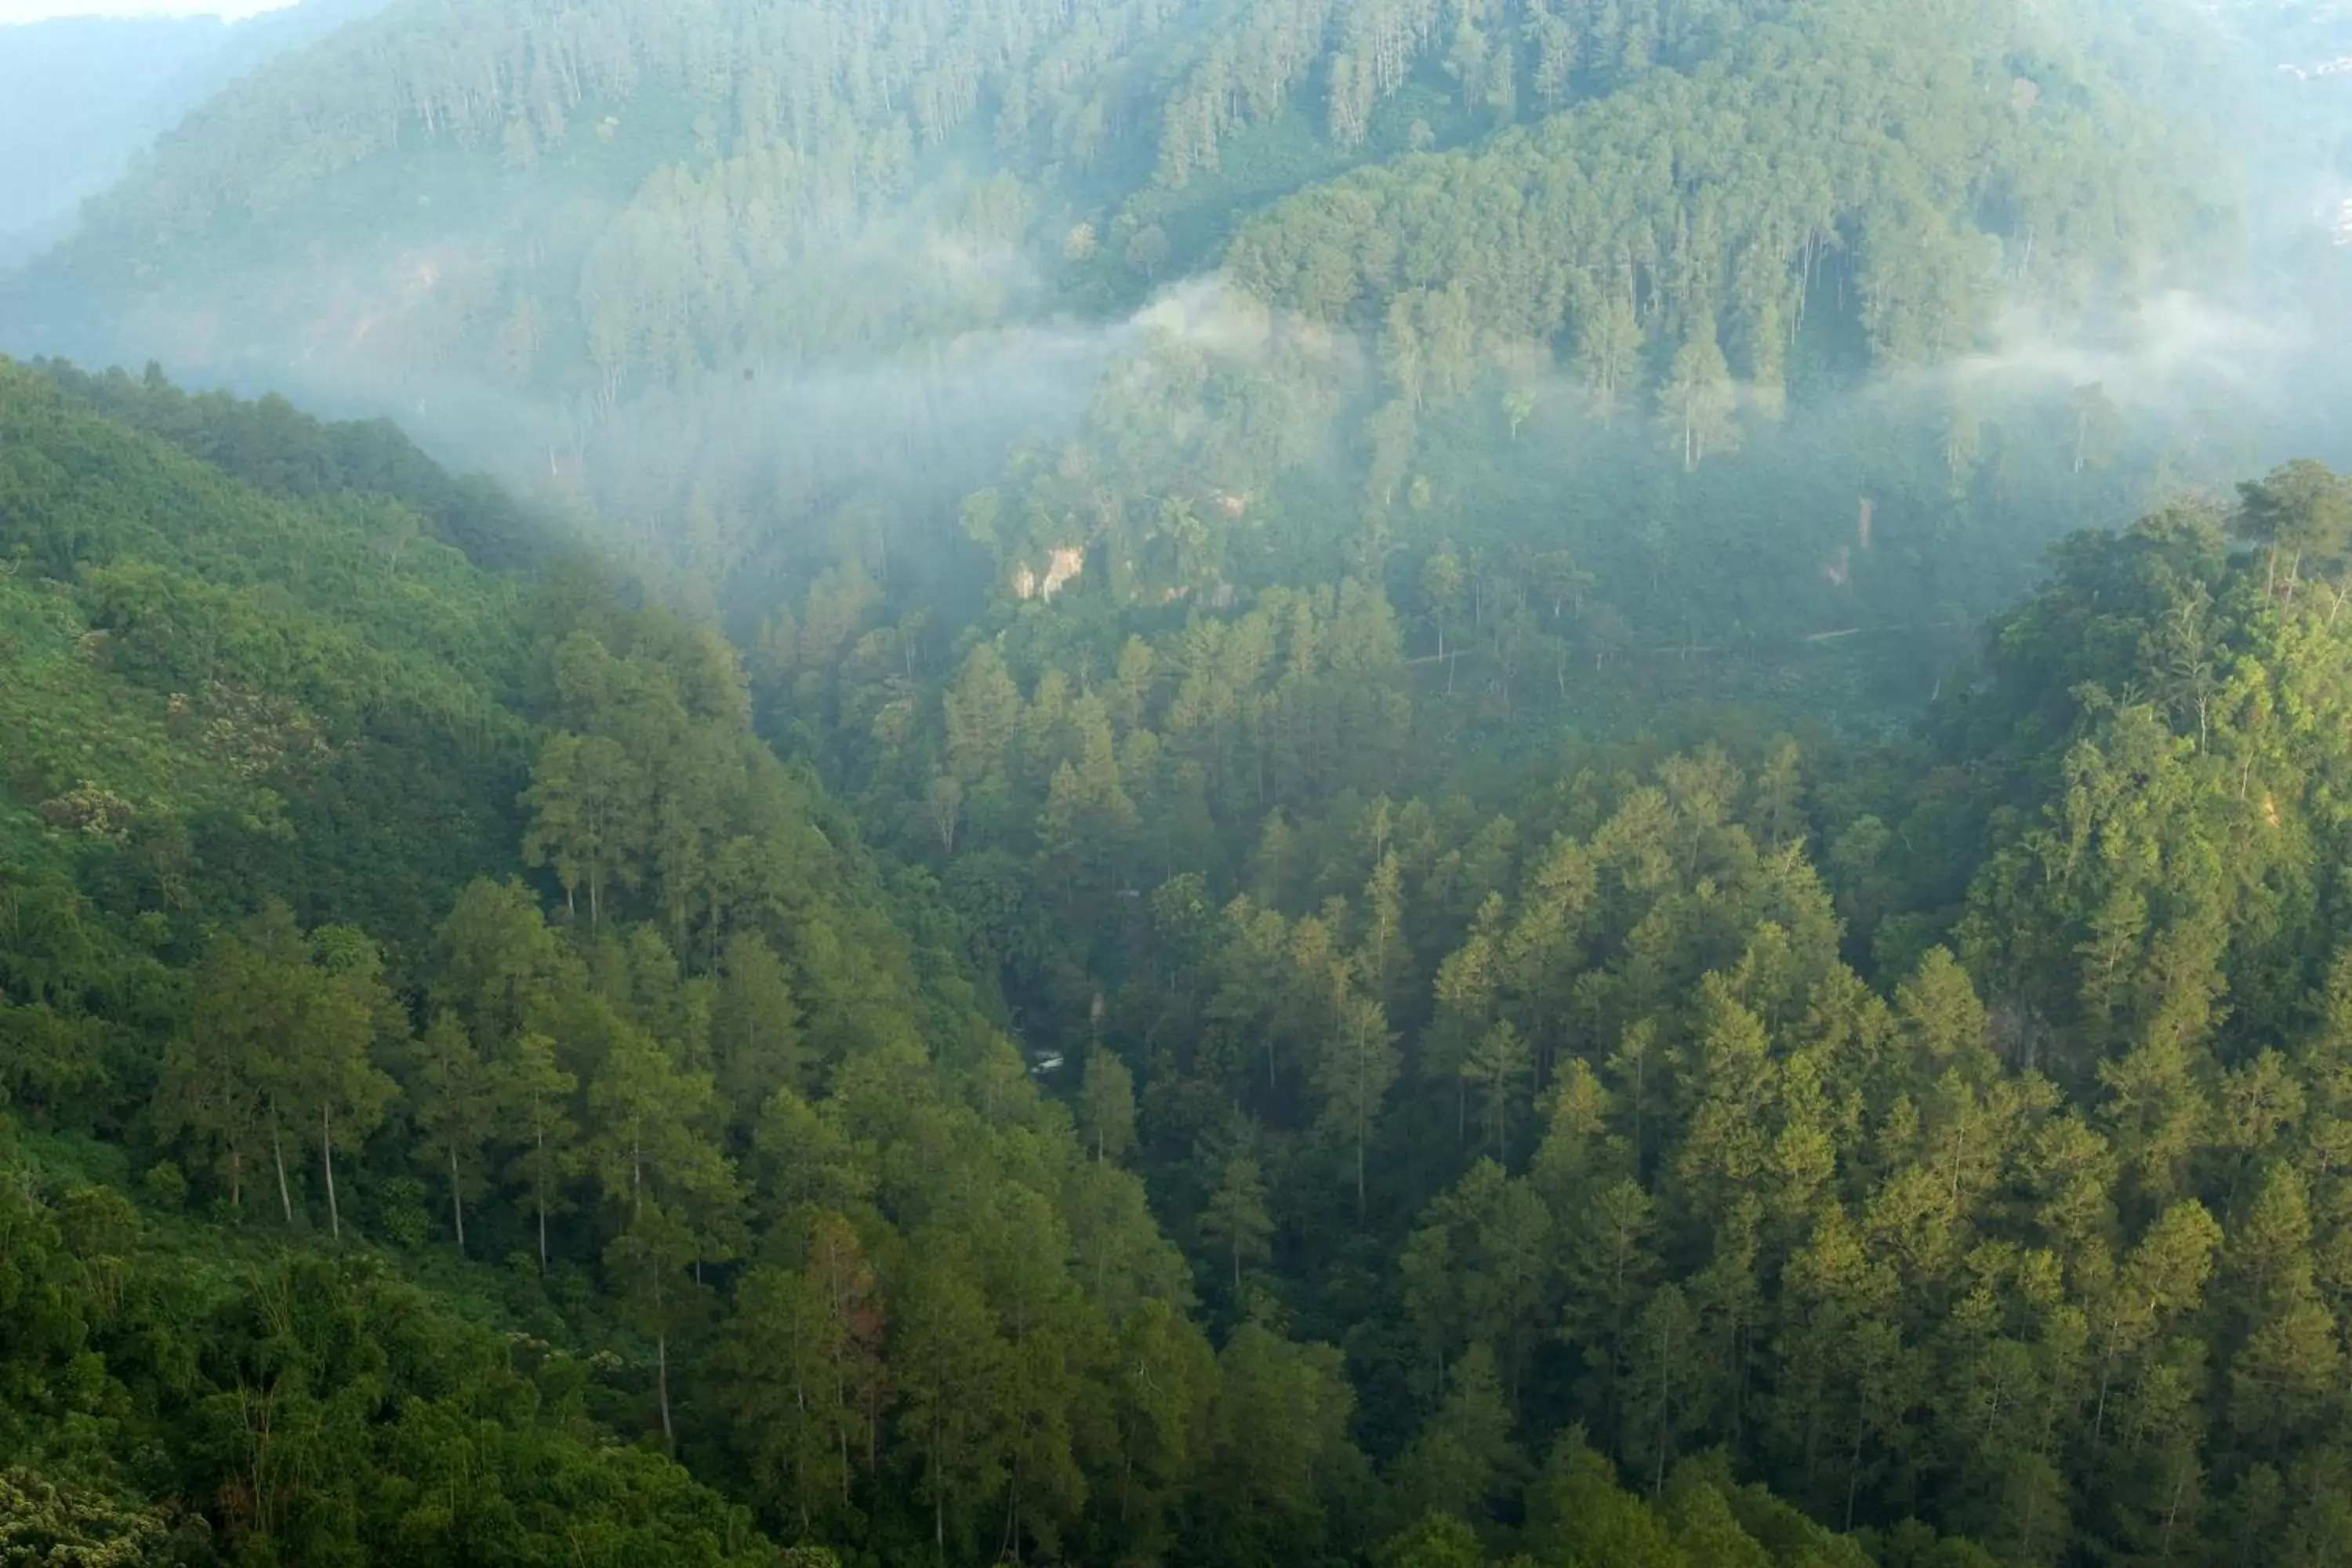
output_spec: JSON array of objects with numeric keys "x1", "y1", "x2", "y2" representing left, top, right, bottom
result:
[
  {"x1": 9, "y1": 7, "x2": 2352, "y2": 1551},
  {"x1": 0, "y1": 1469, "x2": 169, "y2": 1566},
  {"x1": 0, "y1": 357, "x2": 535, "y2": 943}
]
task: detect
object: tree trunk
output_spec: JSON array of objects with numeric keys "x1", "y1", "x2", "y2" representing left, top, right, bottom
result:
[
  {"x1": 656, "y1": 1329, "x2": 674, "y2": 1450},
  {"x1": 273, "y1": 1122, "x2": 294, "y2": 1226},
  {"x1": 322, "y1": 1102, "x2": 340, "y2": 1240},
  {"x1": 449, "y1": 1140, "x2": 466, "y2": 1252},
  {"x1": 1355, "y1": 1121, "x2": 1367, "y2": 1224},
  {"x1": 535, "y1": 1127, "x2": 550, "y2": 1272}
]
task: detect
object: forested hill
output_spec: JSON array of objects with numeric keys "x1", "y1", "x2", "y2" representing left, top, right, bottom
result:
[
  {"x1": 15, "y1": 352, "x2": 2352, "y2": 1566},
  {"x1": 0, "y1": 354, "x2": 1996, "y2": 1564},
  {"x1": 12, "y1": 1, "x2": 2352, "y2": 1562},
  {"x1": 0, "y1": 0, "x2": 394, "y2": 269},
  {"x1": 0, "y1": 0, "x2": 2274, "y2": 657}
]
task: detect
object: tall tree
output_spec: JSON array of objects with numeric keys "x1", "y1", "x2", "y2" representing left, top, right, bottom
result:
[
  {"x1": 1201, "y1": 1156, "x2": 1275, "y2": 1299},
  {"x1": 411, "y1": 1011, "x2": 500, "y2": 1252},
  {"x1": 1657, "y1": 312, "x2": 1740, "y2": 472}
]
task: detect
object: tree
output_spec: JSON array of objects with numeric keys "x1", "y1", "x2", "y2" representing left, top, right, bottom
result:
[
  {"x1": 1201, "y1": 1156, "x2": 1275, "y2": 1298},
  {"x1": 1201, "y1": 1323, "x2": 1361, "y2": 1546},
  {"x1": 1462, "y1": 1020, "x2": 1531, "y2": 1163},
  {"x1": 286, "y1": 925, "x2": 401, "y2": 1243},
  {"x1": 1423, "y1": 550, "x2": 1465, "y2": 665},
  {"x1": 581, "y1": 1010, "x2": 739, "y2": 1445},
  {"x1": 2069, "y1": 383, "x2": 2122, "y2": 476},
  {"x1": 894, "y1": 1258, "x2": 1012, "y2": 1562},
  {"x1": 521, "y1": 731, "x2": 648, "y2": 930},
  {"x1": 608, "y1": 1197, "x2": 713, "y2": 1450},
  {"x1": 499, "y1": 1029, "x2": 577, "y2": 1272},
  {"x1": 1127, "y1": 224, "x2": 1172, "y2": 278},
  {"x1": 1621, "y1": 1283, "x2": 1707, "y2": 1497},
  {"x1": 0, "y1": 1472, "x2": 166, "y2": 1566},
  {"x1": 1377, "y1": 1511, "x2": 1484, "y2": 1568},
  {"x1": 1313, "y1": 978, "x2": 1399, "y2": 1221},
  {"x1": 1578, "y1": 293, "x2": 1644, "y2": 426},
  {"x1": 431, "y1": 878, "x2": 564, "y2": 1050},
  {"x1": 154, "y1": 1005, "x2": 270, "y2": 1216},
  {"x1": 926, "y1": 775, "x2": 964, "y2": 855},
  {"x1": 1504, "y1": 386, "x2": 1537, "y2": 441},
  {"x1": 1527, "y1": 1432, "x2": 1684, "y2": 1568},
  {"x1": 714, "y1": 1213, "x2": 884, "y2": 1534},
  {"x1": 1080, "y1": 1049, "x2": 1138, "y2": 1164},
  {"x1": 1748, "y1": 300, "x2": 1788, "y2": 421},
  {"x1": 1106, "y1": 1298, "x2": 1216, "y2": 1559},
  {"x1": 166, "y1": 906, "x2": 397, "y2": 1239},
  {"x1": 1658, "y1": 314, "x2": 1740, "y2": 471},
  {"x1": 710, "y1": 932, "x2": 804, "y2": 1134},
  {"x1": 411, "y1": 1012, "x2": 499, "y2": 1252},
  {"x1": 2237, "y1": 460, "x2": 2352, "y2": 598},
  {"x1": 945, "y1": 644, "x2": 1021, "y2": 785}
]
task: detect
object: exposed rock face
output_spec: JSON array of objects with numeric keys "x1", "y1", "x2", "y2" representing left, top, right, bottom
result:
[{"x1": 1012, "y1": 546, "x2": 1086, "y2": 601}]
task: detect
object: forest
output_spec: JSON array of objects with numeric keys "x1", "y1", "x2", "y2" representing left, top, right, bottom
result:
[
  {"x1": 7, "y1": 0, "x2": 2352, "y2": 1563},
  {"x1": 10, "y1": 355, "x2": 2352, "y2": 1566}
]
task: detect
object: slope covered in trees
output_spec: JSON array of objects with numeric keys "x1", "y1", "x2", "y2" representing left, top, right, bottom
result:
[
  {"x1": 804, "y1": 421, "x2": 2352, "y2": 1563},
  {"x1": 13, "y1": 372, "x2": 2352, "y2": 1567},
  {"x1": 2, "y1": 358, "x2": 1991, "y2": 1565},
  {"x1": 9, "y1": 1, "x2": 2352, "y2": 1563},
  {"x1": 0, "y1": 0, "x2": 2290, "y2": 694},
  {"x1": 0, "y1": 0, "x2": 399, "y2": 267}
]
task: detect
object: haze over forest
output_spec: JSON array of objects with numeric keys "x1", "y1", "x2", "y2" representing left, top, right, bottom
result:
[{"x1": 5, "y1": 1, "x2": 2352, "y2": 1565}]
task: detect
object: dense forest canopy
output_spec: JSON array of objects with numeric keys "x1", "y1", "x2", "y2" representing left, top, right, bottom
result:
[
  {"x1": 8, "y1": 0, "x2": 2352, "y2": 1563},
  {"x1": 13, "y1": 354, "x2": 2352, "y2": 1567},
  {"x1": 4, "y1": 0, "x2": 2332, "y2": 654}
]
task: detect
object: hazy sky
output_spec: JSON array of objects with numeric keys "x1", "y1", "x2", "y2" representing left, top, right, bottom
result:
[{"x1": 0, "y1": 0, "x2": 295, "y2": 20}]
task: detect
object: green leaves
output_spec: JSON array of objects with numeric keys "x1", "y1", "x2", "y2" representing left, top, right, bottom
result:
[{"x1": 0, "y1": 1471, "x2": 167, "y2": 1566}]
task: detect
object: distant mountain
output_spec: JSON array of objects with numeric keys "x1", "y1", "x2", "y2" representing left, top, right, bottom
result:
[{"x1": 0, "y1": 0, "x2": 388, "y2": 268}]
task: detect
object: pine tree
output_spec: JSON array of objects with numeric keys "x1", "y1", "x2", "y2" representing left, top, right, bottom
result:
[
  {"x1": 1201, "y1": 1156, "x2": 1275, "y2": 1299},
  {"x1": 498, "y1": 1029, "x2": 577, "y2": 1273},
  {"x1": 412, "y1": 1011, "x2": 499, "y2": 1252},
  {"x1": 1080, "y1": 1048, "x2": 1138, "y2": 1165}
]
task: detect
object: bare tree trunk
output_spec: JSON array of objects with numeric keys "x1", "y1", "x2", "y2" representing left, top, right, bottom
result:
[
  {"x1": 657, "y1": 1330, "x2": 674, "y2": 1450},
  {"x1": 449, "y1": 1142, "x2": 466, "y2": 1252},
  {"x1": 322, "y1": 1103, "x2": 340, "y2": 1240},
  {"x1": 1355, "y1": 1120, "x2": 1367, "y2": 1224},
  {"x1": 273, "y1": 1123, "x2": 294, "y2": 1226}
]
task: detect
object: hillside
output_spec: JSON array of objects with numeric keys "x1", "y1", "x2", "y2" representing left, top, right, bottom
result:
[
  {"x1": 0, "y1": 0, "x2": 2291, "y2": 697},
  {"x1": 0, "y1": 355, "x2": 2011, "y2": 1566},
  {"x1": 0, "y1": 1, "x2": 389, "y2": 269},
  {"x1": 11, "y1": 353, "x2": 2352, "y2": 1566},
  {"x1": 11, "y1": 2, "x2": 2352, "y2": 1563}
]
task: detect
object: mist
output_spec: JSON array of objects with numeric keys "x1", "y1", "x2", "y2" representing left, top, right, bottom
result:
[
  {"x1": 0, "y1": 0, "x2": 390, "y2": 269},
  {"x1": 2, "y1": 0, "x2": 2347, "y2": 725}
]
